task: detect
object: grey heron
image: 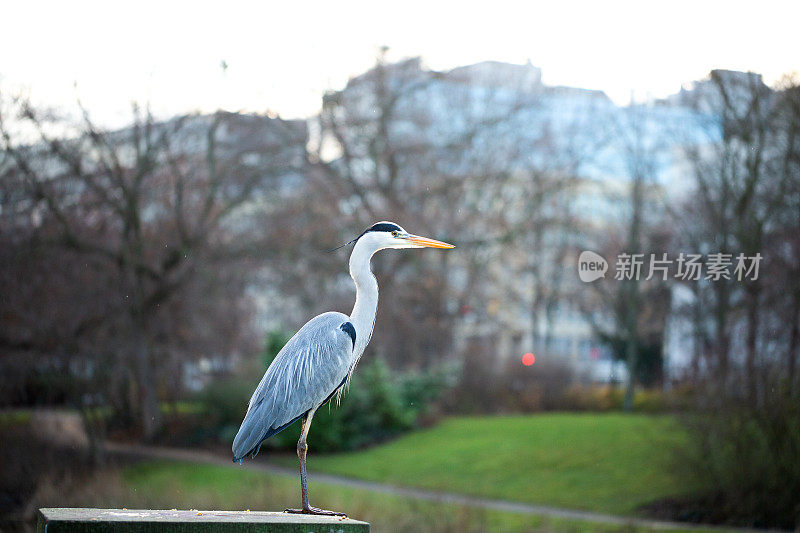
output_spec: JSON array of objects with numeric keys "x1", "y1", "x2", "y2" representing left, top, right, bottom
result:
[{"x1": 232, "y1": 221, "x2": 454, "y2": 515}]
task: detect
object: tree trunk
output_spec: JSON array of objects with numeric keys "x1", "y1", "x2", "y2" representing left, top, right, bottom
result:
[
  {"x1": 623, "y1": 162, "x2": 644, "y2": 412},
  {"x1": 78, "y1": 404, "x2": 107, "y2": 467},
  {"x1": 623, "y1": 278, "x2": 639, "y2": 411},
  {"x1": 529, "y1": 225, "x2": 543, "y2": 351},
  {"x1": 131, "y1": 265, "x2": 160, "y2": 441},
  {"x1": 744, "y1": 285, "x2": 760, "y2": 400},
  {"x1": 788, "y1": 285, "x2": 800, "y2": 389},
  {"x1": 134, "y1": 322, "x2": 159, "y2": 440},
  {"x1": 691, "y1": 283, "x2": 703, "y2": 381},
  {"x1": 714, "y1": 278, "x2": 730, "y2": 387}
]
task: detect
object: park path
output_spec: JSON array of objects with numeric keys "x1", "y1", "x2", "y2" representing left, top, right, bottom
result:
[{"x1": 103, "y1": 441, "x2": 761, "y2": 532}]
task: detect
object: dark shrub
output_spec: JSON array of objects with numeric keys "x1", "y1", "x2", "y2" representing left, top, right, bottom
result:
[
  {"x1": 194, "y1": 376, "x2": 254, "y2": 445},
  {"x1": 444, "y1": 339, "x2": 576, "y2": 414},
  {"x1": 192, "y1": 329, "x2": 450, "y2": 452},
  {"x1": 561, "y1": 385, "x2": 624, "y2": 411},
  {"x1": 677, "y1": 377, "x2": 800, "y2": 529},
  {"x1": 268, "y1": 357, "x2": 449, "y2": 452}
]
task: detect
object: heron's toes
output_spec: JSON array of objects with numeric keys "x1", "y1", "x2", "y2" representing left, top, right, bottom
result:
[{"x1": 284, "y1": 507, "x2": 347, "y2": 517}]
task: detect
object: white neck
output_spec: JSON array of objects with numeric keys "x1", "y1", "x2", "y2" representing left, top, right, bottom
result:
[{"x1": 348, "y1": 237, "x2": 380, "y2": 360}]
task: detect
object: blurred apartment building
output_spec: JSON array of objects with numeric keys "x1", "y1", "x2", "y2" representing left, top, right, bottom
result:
[
  {"x1": 7, "y1": 61, "x2": 748, "y2": 387},
  {"x1": 111, "y1": 66, "x2": 765, "y2": 385},
  {"x1": 325, "y1": 57, "x2": 717, "y2": 382}
]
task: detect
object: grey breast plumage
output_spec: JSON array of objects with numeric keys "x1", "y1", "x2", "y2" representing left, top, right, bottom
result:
[{"x1": 232, "y1": 311, "x2": 355, "y2": 462}]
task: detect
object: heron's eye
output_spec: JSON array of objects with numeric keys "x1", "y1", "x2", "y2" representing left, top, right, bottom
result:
[{"x1": 391, "y1": 231, "x2": 399, "y2": 237}]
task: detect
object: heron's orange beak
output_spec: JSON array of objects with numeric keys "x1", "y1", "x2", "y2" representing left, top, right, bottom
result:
[{"x1": 408, "y1": 234, "x2": 455, "y2": 249}]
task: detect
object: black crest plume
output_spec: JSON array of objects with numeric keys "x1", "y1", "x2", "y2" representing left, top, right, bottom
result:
[{"x1": 326, "y1": 222, "x2": 403, "y2": 252}]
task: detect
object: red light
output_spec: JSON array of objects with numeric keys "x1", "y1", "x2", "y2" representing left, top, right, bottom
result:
[{"x1": 522, "y1": 353, "x2": 535, "y2": 366}]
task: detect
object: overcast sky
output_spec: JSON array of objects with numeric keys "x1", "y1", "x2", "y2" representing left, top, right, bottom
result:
[{"x1": 2, "y1": 0, "x2": 798, "y2": 126}]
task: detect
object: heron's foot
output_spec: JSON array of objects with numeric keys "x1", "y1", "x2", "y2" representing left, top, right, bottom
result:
[{"x1": 284, "y1": 506, "x2": 347, "y2": 517}]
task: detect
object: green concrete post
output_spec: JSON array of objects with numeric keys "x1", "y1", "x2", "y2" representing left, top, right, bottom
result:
[{"x1": 37, "y1": 508, "x2": 369, "y2": 533}]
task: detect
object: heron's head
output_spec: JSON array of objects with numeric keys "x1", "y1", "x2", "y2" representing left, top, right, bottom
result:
[{"x1": 336, "y1": 221, "x2": 455, "y2": 252}]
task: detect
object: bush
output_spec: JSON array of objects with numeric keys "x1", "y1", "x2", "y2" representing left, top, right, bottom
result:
[
  {"x1": 444, "y1": 339, "x2": 576, "y2": 414},
  {"x1": 632, "y1": 388, "x2": 671, "y2": 412},
  {"x1": 194, "y1": 377, "x2": 255, "y2": 445},
  {"x1": 267, "y1": 358, "x2": 449, "y2": 452},
  {"x1": 444, "y1": 337, "x2": 682, "y2": 414},
  {"x1": 187, "y1": 328, "x2": 450, "y2": 452},
  {"x1": 560, "y1": 386, "x2": 677, "y2": 412},
  {"x1": 561, "y1": 385, "x2": 624, "y2": 411},
  {"x1": 676, "y1": 378, "x2": 800, "y2": 529}
]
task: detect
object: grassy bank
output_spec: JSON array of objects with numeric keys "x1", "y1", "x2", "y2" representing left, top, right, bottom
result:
[
  {"x1": 25, "y1": 459, "x2": 716, "y2": 533},
  {"x1": 276, "y1": 413, "x2": 691, "y2": 515},
  {"x1": 15, "y1": 414, "x2": 720, "y2": 532},
  {"x1": 8, "y1": 412, "x2": 708, "y2": 531}
]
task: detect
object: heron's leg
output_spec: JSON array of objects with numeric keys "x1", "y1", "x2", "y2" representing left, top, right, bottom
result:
[
  {"x1": 284, "y1": 408, "x2": 346, "y2": 517},
  {"x1": 297, "y1": 411, "x2": 312, "y2": 510}
]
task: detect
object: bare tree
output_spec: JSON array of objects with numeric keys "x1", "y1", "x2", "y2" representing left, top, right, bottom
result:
[
  {"x1": 774, "y1": 76, "x2": 800, "y2": 386},
  {"x1": 571, "y1": 98, "x2": 682, "y2": 402},
  {"x1": 668, "y1": 71, "x2": 800, "y2": 398},
  {"x1": 0, "y1": 94, "x2": 306, "y2": 440}
]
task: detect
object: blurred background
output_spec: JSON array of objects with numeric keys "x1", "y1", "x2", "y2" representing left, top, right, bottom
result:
[{"x1": 1, "y1": 1, "x2": 799, "y2": 531}]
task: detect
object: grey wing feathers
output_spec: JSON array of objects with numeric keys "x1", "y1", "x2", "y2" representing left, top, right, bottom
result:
[{"x1": 232, "y1": 312, "x2": 354, "y2": 461}]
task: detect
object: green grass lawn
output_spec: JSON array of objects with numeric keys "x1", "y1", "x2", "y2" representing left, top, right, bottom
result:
[
  {"x1": 29, "y1": 413, "x2": 719, "y2": 532},
  {"x1": 0, "y1": 408, "x2": 33, "y2": 426},
  {"x1": 275, "y1": 413, "x2": 691, "y2": 516},
  {"x1": 0, "y1": 403, "x2": 205, "y2": 431},
  {"x1": 93, "y1": 460, "x2": 709, "y2": 533}
]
